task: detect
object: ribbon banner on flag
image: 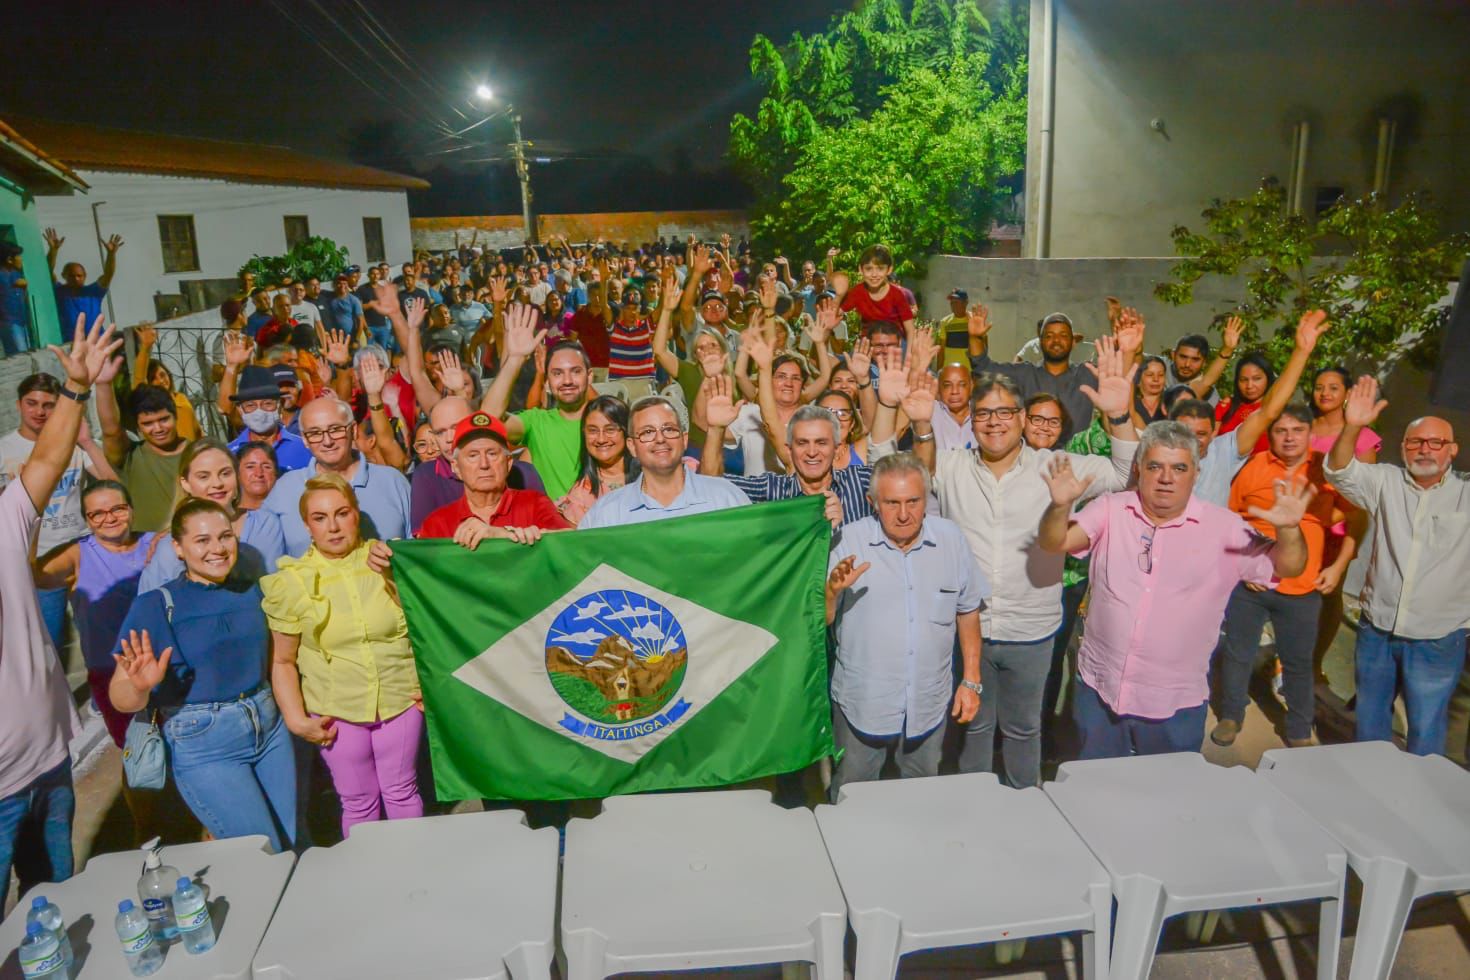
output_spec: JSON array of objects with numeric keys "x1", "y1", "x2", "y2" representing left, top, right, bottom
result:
[{"x1": 391, "y1": 496, "x2": 834, "y2": 800}]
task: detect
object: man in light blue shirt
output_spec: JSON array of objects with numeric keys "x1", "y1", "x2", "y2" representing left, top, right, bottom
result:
[
  {"x1": 825, "y1": 452, "x2": 989, "y2": 799},
  {"x1": 579, "y1": 396, "x2": 749, "y2": 529},
  {"x1": 262, "y1": 397, "x2": 412, "y2": 555}
]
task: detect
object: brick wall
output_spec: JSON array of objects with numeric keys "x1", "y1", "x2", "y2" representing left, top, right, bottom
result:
[{"x1": 411, "y1": 210, "x2": 750, "y2": 253}]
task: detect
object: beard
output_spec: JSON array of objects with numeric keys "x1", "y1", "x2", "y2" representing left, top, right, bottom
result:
[{"x1": 1407, "y1": 459, "x2": 1444, "y2": 479}]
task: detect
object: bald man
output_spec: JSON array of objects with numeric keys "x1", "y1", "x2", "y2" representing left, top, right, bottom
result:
[
  {"x1": 931, "y1": 364, "x2": 975, "y2": 452},
  {"x1": 1326, "y1": 376, "x2": 1470, "y2": 756}
]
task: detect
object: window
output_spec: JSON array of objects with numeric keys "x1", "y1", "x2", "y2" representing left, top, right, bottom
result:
[
  {"x1": 157, "y1": 215, "x2": 200, "y2": 273},
  {"x1": 362, "y1": 217, "x2": 385, "y2": 263},
  {"x1": 284, "y1": 215, "x2": 311, "y2": 249}
]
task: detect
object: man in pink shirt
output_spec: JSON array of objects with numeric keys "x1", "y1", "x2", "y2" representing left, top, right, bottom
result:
[
  {"x1": 1037, "y1": 420, "x2": 1312, "y2": 759},
  {"x1": 1, "y1": 313, "x2": 121, "y2": 894}
]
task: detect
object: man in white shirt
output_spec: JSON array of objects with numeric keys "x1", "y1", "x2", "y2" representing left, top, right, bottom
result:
[
  {"x1": 1326, "y1": 376, "x2": 1469, "y2": 756},
  {"x1": 525, "y1": 265, "x2": 552, "y2": 306},
  {"x1": 287, "y1": 281, "x2": 323, "y2": 330},
  {"x1": 931, "y1": 363, "x2": 975, "y2": 452}
]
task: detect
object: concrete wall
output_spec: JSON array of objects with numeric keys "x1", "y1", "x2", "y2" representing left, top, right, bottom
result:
[
  {"x1": 34, "y1": 172, "x2": 414, "y2": 325},
  {"x1": 1026, "y1": 0, "x2": 1470, "y2": 258},
  {"x1": 411, "y1": 210, "x2": 750, "y2": 253}
]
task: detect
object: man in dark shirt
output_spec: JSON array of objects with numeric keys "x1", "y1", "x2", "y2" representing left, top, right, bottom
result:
[{"x1": 356, "y1": 266, "x2": 394, "y2": 351}]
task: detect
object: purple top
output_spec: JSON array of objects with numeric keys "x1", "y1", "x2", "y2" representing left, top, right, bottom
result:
[{"x1": 73, "y1": 532, "x2": 157, "y2": 671}]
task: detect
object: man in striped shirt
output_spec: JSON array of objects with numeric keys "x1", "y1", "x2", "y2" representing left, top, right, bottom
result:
[
  {"x1": 699, "y1": 377, "x2": 868, "y2": 531},
  {"x1": 607, "y1": 286, "x2": 655, "y2": 381}
]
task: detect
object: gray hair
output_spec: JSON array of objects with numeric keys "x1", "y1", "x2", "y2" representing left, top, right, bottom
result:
[
  {"x1": 689, "y1": 326, "x2": 731, "y2": 359},
  {"x1": 868, "y1": 451, "x2": 932, "y2": 499},
  {"x1": 629, "y1": 394, "x2": 689, "y2": 433},
  {"x1": 971, "y1": 372, "x2": 1022, "y2": 410},
  {"x1": 787, "y1": 404, "x2": 840, "y2": 445},
  {"x1": 353, "y1": 343, "x2": 390, "y2": 370},
  {"x1": 1137, "y1": 420, "x2": 1200, "y2": 466}
]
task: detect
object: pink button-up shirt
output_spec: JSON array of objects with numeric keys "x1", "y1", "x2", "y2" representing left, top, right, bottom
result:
[{"x1": 1069, "y1": 491, "x2": 1276, "y2": 719}]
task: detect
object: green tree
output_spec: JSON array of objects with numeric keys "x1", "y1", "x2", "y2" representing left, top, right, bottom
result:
[
  {"x1": 240, "y1": 236, "x2": 351, "y2": 287},
  {"x1": 1156, "y1": 180, "x2": 1468, "y2": 385},
  {"x1": 729, "y1": 0, "x2": 1026, "y2": 271}
]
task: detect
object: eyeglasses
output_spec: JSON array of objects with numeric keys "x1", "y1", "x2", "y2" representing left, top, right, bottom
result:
[
  {"x1": 1139, "y1": 527, "x2": 1156, "y2": 574},
  {"x1": 825, "y1": 408, "x2": 854, "y2": 420},
  {"x1": 302, "y1": 423, "x2": 352, "y2": 444},
  {"x1": 633, "y1": 424, "x2": 683, "y2": 443},
  {"x1": 974, "y1": 407, "x2": 1021, "y2": 422},
  {"x1": 1404, "y1": 437, "x2": 1451, "y2": 451},
  {"x1": 1026, "y1": 414, "x2": 1062, "y2": 429},
  {"x1": 85, "y1": 504, "x2": 132, "y2": 522}
]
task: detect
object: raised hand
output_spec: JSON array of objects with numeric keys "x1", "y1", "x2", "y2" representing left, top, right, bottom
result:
[
  {"x1": 691, "y1": 244, "x2": 712, "y2": 276},
  {"x1": 103, "y1": 234, "x2": 125, "y2": 255},
  {"x1": 403, "y1": 295, "x2": 428, "y2": 334},
  {"x1": 370, "y1": 279, "x2": 398, "y2": 314},
  {"x1": 1247, "y1": 467, "x2": 1317, "y2": 531},
  {"x1": 875, "y1": 348, "x2": 911, "y2": 407},
  {"x1": 909, "y1": 329, "x2": 939, "y2": 373},
  {"x1": 758, "y1": 276, "x2": 777, "y2": 311},
  {"x1": 1222, "y1": 314, "x2": 1244, "y2": 351},
  {"x1": 503, "y1": 302, "x2": 546, "y2": 360},
  {"x1": 223, "y1": 330, "x2": 255, "y2": 368},
  {"x1": 532, "y1": 341, "x2": 547, "y2": 378},
  {"x1": 805, "y1": 310, "x2": 832, "y2": 346},
  {"x1": 488, "y1": 275, "x2": 509, "y2": 306},
  {"x1": 825, "y1": 555, "x2": 871, "y2": 599},
  {"x1": 357, "y1": 355, "x2": 387, "y2": 399},
  {"x1": 826, "y1": 246, "x2": 840, "y2": 260},
  {"x1": 661, "y1": 266, "x2": 680, "y2": 308},
  {"x1": 323, "y1": 328, "x2": 351, "y2": 367},
  {"x1": 43, "y1": 227, "x2": 64, "y2": 252},
  {"x1": 900, "y1": 370, "x2": 937, "y2": 423},
  {"x1": 741, "y1": 326, "x2": 774, "y2": 370},
  {"x1": 1114, "y1": 307, "x2": 1145, "y2": 357},
  {"x1": 846, "y1": 336, "x2": 872, "y2": 378},
  {"x1": 967, "y1": 302, "x2": 992, "y2": 338},
  {"x1": 702, "y1": 374, "x2": 744, "y2": 428},
  {"x1": 435, "y1": 349, "x2": 469, "y2": 392},
  {"x1": 1079, "y1": 334, "x2": 1138, "y2": 419},
  {"x1": 1343, "y1": 375, "x2": 1387, "y2": 428},
  {"x1": 1042, "y1": 454, "x2": 1096, "y2": 509},
  {"x1": 134, "y1": 323, "x2": 157, "y2": 348},
  {"x1": 50, "y1": 313, "x2": 123, "y2": 389},
  {"x1": 114, "y1": 629, "x2": 173, "y2": 693},
  {"x1": 1294, "y1": 309, "x2": 1330, "y2": 352}
]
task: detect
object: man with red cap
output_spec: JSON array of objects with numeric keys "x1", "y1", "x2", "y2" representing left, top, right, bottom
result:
[{"x1": 417, "y1": 410, "x2": 569, "y2": 548}]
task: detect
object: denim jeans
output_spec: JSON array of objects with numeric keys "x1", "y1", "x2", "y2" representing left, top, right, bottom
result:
[
  {"x1": 37, "y1": 586, "x2": 68, "y2": 655},
  {"x1": 368, "y1": 324, "x2": 397, "y2": 354},
  {"x1": 164, "y1": 688, "x2": 297, "y2": 852},
  {"x1": 0, "y1": 320, "x2": 29, "y2": 357},
  {"x1": 959, "y1": 634, "x2": 1053, "y2": 788},
  {"x1": 1220, "y1": 584, "x2": 1322, "y2": 740},
  {"x1": 0, "y1": 758, "x2": 74, "y2": 897},
  {"x1": 1073, "y1": 678, "x2": 1207, "y2": 760},
  {"x1": 1355, "y1": 619, "x2": 1469, "y2": 756}
]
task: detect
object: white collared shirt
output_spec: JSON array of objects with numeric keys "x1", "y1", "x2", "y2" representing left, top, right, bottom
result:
[{"x1": 931, "y1": 408, "x2": 975, "y2": 453}]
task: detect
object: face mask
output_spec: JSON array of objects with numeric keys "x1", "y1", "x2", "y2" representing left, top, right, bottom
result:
[{"x1": 241, "y1": 409, "x2": 280, "y2": 435}]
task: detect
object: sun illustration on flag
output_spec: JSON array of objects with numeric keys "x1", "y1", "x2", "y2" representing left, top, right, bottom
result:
[{"x1": 545, "y1": 591, "x2": 689, "y2": 725}]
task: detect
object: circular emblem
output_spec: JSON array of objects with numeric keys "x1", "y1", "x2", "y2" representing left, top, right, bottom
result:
[
  {"x1": 471, "y1": 412, "x2": 491, "y2": 426},
  {"x1": 545, "y1": 591, "x2": 688, "y2": 725}
]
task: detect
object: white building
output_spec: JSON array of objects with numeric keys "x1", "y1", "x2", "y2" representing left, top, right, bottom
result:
[{"x1": 19, "y1": 116, "x2": 427, "y2": 325}]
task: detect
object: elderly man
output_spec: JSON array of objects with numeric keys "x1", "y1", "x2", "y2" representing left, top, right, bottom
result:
[
  {"x1": 699, "y1": 378, "x2": 868, "y2": 528},
  {"x1": 825, "y1": 452, "x2": 989, "y2": 796},
  {"x1": 931, "y1": 363, "x2": 976, "y2": 452},
  {"x1": 869, "y1": 336, "x2": 1141, "y2": 789},
  {"x1": 579, "y1": 395, "x2": 749, "y2": 529},
  {"x1": 417, "y1": 411, "x2": 568, "y2": 547},
  {"x1": 263, "y1": 397, "x2": 412, "y2": 556},
  {"x1": 224, "y1": 364, "x2": 312, "y2": 471},
  {"x1": 1039, "y1": 421, "x2": 1312, "y2": 758},
  {"x1": 1326, "y1": 377, "x2": 1470, "y2": 756}
]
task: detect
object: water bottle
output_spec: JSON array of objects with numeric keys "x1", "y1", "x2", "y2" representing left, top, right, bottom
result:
[
  {"x1": 18, "y1": 922, "x2": 66, "y2": 978},
  {"x1": 115, "y1": 899, "x2": 165, "y2": 977},
  {"x1": 173, "y1": 877, "x2": 217, "y2": 954},
  {"x1": 137, "y1": 837, "x2": 179, "y2": 942},
  {"x1": 25, "y1": 896, "x2": 74, "y2": 973}
]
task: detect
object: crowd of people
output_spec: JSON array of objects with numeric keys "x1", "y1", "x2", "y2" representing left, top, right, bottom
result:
[{"x1": 1, "y1": 230, "x2": 1466, "y2": 903}]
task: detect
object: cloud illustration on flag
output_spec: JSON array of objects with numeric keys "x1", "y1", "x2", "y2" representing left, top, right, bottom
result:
[{"x1": 550, "y1": 628, "x2": 606, "y2": 645}]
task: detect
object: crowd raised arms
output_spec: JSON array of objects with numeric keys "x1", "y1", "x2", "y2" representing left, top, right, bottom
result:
[{"x1": 2, "y1": 234, "x2": 1466, "y2": 899}]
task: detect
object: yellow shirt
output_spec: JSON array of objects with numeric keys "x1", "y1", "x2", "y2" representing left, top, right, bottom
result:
[{"x1": 260, "y1": 540, "x2": 418, "y2": 724}]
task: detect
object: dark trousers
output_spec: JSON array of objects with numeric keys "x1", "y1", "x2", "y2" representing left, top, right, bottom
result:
[
  {"x1": 1219, "y1": 584, "x2": 1322, "y2": 740},
  {"x1": 1073, "y1": 678, "x2": 1207, "y2": 760},
  {"x1": 1043, "y1": 580, "x2": 1089, "y2": 727}
]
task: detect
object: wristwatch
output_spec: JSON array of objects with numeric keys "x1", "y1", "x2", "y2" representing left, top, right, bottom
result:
[
  {"x1": 960, "y1": 679, "x2": 983, "y2": 695},
  {"x1": 1107, "y1": 412, "x2": 1131, "y2": 426},
  {"x1": 58, "y1": 385, "x2": 91, "y2": 403},
  {"x1": 913, "y1": 430, "x2": 935, "y2": 444}
]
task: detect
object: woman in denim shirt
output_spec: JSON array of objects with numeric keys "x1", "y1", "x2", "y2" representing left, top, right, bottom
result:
[{"x1": 109, "y1": 498, "x2": 296, "y2": 852}]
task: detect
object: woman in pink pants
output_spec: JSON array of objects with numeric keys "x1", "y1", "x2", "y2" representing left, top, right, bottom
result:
[{"x1": 263, "y1": 472, "x2": 425, "y2": 836}]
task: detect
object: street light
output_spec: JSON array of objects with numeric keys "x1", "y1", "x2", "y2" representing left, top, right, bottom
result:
[
  {"x1": 474, "y1": 84, "x2": 494, "y2": 102},
  {"x1": 470, "y1": 84, "x2": 534, "y2": 243}
]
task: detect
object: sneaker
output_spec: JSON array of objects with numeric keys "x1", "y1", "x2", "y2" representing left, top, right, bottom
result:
[{"x1": 1210, "y1": 719, "x2": 1241, "y2": 747}]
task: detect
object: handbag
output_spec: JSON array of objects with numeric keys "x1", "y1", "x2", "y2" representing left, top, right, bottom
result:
[{"x1": 121, "y1": 586, "x2": 174, "y2": 790}]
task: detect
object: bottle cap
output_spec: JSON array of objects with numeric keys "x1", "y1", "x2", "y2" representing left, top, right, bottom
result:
[
  {"x1": 26, "y1": 922, "x2": 44, "y2": 937},
  {"x1": 32, "y1": 896, "x2": 46, "y2": 908},
  {"x1": 119, "y1": 899, "x2": 135, "y2": 913},
  {"x1": 177, "y1": 877, "x2": 190, "y2": 889}
]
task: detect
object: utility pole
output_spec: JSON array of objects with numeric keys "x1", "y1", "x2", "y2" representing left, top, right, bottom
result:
[{"x1": 510, "y1": 113, "x2": 536, "y2": 244}]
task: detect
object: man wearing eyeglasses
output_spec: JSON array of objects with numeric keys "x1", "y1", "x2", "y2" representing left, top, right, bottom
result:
[
  {"x1": 1326, "y1": 376, "x2": 1470, "y2": 756},
  {"x1": 867, "y1": 337, "x2": 1141, "y2": 789},
  {"x1": 262, "y1": 397, "x2": 412, "y2": 556},
  {"x1": 578, "y1": 395, "x2": 749, "y2": 529},
  {"x1": 1039, "y1": 420, "x2": 1313, "y2": 760}
]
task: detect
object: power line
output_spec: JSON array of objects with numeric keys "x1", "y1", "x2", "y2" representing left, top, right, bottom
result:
[{"x1": 343, "y1": 0, "x2": 472, "y2": 122}]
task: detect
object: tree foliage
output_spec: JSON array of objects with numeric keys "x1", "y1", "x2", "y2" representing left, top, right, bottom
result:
[
  {"x1": 729, "y1": 0, "x2": 1027, "y2": 274},
  {"x1": 1156, "y1": 180, "x2": 1469, "y2": 383},
  {"x1": 239, "y1": 236, "x2": 351, "y2": 286}
]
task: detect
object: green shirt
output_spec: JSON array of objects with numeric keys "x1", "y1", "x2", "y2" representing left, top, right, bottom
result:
[
  {"x1": 122, "y1": 443, "x2": 185, "y2": 533},
  {"x1": 515, "y1": 407, "x2": 583, "y2": 498},
  {"x1": 675, "y1": 360, "x2": 708, "y2": 449},
  {"x1": 1061, "y1": 418, "x2": 1113, "y2": 588}
]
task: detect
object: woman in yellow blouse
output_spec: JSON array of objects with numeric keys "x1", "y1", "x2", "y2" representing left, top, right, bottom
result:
[{"x1": 262, "y1": 471, "x2": 423, "y2": 836}]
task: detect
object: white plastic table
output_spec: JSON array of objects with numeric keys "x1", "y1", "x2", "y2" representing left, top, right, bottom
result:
[
  {"x1": 1, "y1": 834, "x2": 293, "y2": 980},
  {"x1": 251, "y1": 810, "x2": 558, "y2": 980},
  {"x1": 816, "y1": 773, "x2": 1112, "y2": 980},
  {"x1": 560, "y1": 789, "x2": 846, "y2": 980},
  {"x1": 1044, "y1": 752, "x2": 1347, "y2": 980},
  {"x1": 1258, "y1": 741, "x2": 1470, "y2": 980}
]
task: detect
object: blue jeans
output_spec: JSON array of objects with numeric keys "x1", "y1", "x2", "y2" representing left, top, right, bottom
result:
[
  {"x1": 1354, "y1": 619, "x2": 1468, "y2": 756},
  {"x1": 37, "y1": 586, "x2": 68, "y2": 655},
  {"x1": 0, "y1": 319, "x2": 29, "y2": 357},
  {"x1": 165, "y1": 688, "x2": 297, "y2": 852},
  {"x1": 368, "y1": 324, "x2": 397, "y2": 354},
  {"x1": 1072, "y1": 678, "x2": 1208, "y2": 760},
  {"x1": 0, "y1": 758, "x2": 75, "y2": 896}
]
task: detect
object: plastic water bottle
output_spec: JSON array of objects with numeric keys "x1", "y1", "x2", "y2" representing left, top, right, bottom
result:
[
  {"x1": 25, "y1": 897, "x2": 74, "y2": 973},
  {"x1": 115, "y1": 899, "x2": 164, "y2": 976},
  {"x1": 173, "y1": 877, "x2": 217, "y2": 954},
  {"x1": 18, "y1": 922, "x2": 66, "y2": 978},
  {"x1": 137, "y1": 837, "x2": 179, "y2": 942}
]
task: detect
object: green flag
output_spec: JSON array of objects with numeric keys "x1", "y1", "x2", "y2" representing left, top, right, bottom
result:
[{"x1": 391, "y1": 496, "x2": 834, "y2": 801}]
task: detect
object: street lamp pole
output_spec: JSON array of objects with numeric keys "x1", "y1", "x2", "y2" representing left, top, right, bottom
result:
[{"x1": 510, "y1": 112, "x2": 536, "y2": 244}]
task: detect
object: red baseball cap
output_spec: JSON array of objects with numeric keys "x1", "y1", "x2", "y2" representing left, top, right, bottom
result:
[{"x1": 453, "y1": 411, "x2": 510, "y2": 449}]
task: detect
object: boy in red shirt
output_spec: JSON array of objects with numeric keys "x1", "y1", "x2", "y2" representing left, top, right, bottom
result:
[{"x1": 832, "y1": 244, "x2": 915, "y2": 333}]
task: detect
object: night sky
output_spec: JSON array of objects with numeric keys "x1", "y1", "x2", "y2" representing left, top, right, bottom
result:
[{"x1": 8, "y1": 0, "x2": 844, "y2": 178}]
